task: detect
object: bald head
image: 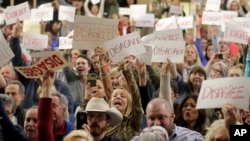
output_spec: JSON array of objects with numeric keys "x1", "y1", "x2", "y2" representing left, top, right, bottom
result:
[{"x1": 146, "y1": 98, "x2": 173, "y2": 114}]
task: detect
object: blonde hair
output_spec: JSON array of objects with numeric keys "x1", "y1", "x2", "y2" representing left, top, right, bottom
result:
[
  {"x1": 184, "y1": 45, "x2": 202, "y2": 66},
  {"x1": 63, "y1": 130, "x2": 93, "y2": 141},
  {"x1": 205, "y1": 120, "x2": 229, "y2": 141}
]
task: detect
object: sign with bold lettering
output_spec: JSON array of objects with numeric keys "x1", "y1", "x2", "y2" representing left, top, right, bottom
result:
[
  {"x1": 4, "y1": 2, "x2": 30, "y2": 25},
  {"x1": 0, "y1": 31, "x2": 14, "y2": 67},
  {"x1": 205, "y1": 0, "x2": 221, "y2": 12},
  {"x1": 30, "y1": 7, "x2": 53, "y2": 21},
  {"x1": 104, "y1": 31, "x2": 145, "y2": 63},
  {"x1": 73, "y1": 15, "x2": 118, "y2": 50},
  {"x1": 221, "y1": 11, "x2": 238, "y2": 23},
  {"x1": 22, "y1": 32, "x2": 48, "y2": 50},
  {"x1": 169, "y1": 5, "x2": 182, "y2": 14},
  {"x1": 141, "y1": 34, "x2": 156, "y2": 47},
  {"x1": 23, "y1": 20, "x2": 40, "y2": 33},
  {"x1": 133, "y1": 13, "x2": 154, "y2": 27},
  {"x1": 202, "y1": 11, "x2": 223, "y2": 25},
  {"x1": 15, "y1": 52, "x2": 69, "y2": 79},
  {"x1": 154, "y1": 29, "x2": 184, "y2": 41},
  {"x1": 196, "y1": 77, "x2": 250, "y2": 109},
  {"x1": 151, "y1": 41, "x2": 186, "y2": 63},
  {"x1": 232, "y1": 17, "x2": 250, "y2": 28},
  {"x1": 59, "y1": 5, "x2": 76, "y2": 22},
  {"x1": 59, "y1": 37, "x2": 73, "y2": 49},
  {"x1": 177, "y1": 16, "x2": 194, "y2": 29},
  {"x1": 224, "y1": 24, "x2": 250, "y2": 44}
]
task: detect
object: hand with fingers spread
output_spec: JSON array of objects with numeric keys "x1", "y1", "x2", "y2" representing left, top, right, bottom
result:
[{"x1": 222, "y1": 103, "x2": 242, "y2": 129}]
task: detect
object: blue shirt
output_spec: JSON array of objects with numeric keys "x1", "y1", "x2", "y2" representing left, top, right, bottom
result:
[{"x1": 169, "y1": 125, "x2": 204, "y2": 141}]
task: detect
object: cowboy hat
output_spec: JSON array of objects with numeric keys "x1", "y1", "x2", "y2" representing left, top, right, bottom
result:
[{"x1": 86, "y1": 97, "x2": 123, "y2": 127}]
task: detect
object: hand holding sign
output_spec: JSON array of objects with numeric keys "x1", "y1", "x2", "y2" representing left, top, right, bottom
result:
[
  {"x1": 41, "y1": 70, "x2": 55, "y2": 97},
  {"x1": 12, "y1": 19, "x2": 21, "y2": 37},
  {"x1": 222, "y1": 103, "x2": 242, "y2": 129}
]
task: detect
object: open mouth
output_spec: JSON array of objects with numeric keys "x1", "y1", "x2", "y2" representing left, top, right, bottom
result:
[{"x1": 114, "y1": 101, "x2": 121, "y2": 106}]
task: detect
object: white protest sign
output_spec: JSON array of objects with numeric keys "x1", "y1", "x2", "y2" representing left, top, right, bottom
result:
[
  {"x1": 221, "y1": 10, "x2": 238, "y2": 23},
  {"x1": 151, "y1": 41, "x2": 186, "y2": 63},
  {"x1": 133, "y1": 13, "x2": 154, "y2": 27},
  {"x1": 22, "y1": 33, "x2": 48, "y2": 50},
  {"x1": 4, "y1": 2, "x2": 31, "y2": 25},
  {"x1": 0, "y1": 31, "x2": 14, "y2": 67},
  {"x1": 130, "y1": 4, "x2": 147, "y2": 20},
  {"x1": 232, "y1": 17, "x2": 250, "y2": 28},
  {"x1": 177, "y1": 16, "x2": 194, "y2": 29},
  {"x1": 155, "y1": 16, "x2": 178, "y2": 31},
  {"x1": 169, "y1": 5, "x2": 182, "y2": 14},
  {"x1": 104, "y1": 31, "x2": 145, "y2": 63},
  {"x1": 30, "y1": 7, "x2": 53, "y2": 21},
  {"x1": 119, "y1": 7, "x2": 130, "y2": 15},
  {"x1": 224, "y1": 23, "x2": 250, "y2": 45},
  {"x1": 38, "y1": 2, "x2": 52, "y2": 8},
  {"x1": 23, "y1": 20, "x2": 40, "y2": 33},
  {"x1": 0, "y1": 13, "x2": 5, "y2": 25},
  {"x1": 59, "y1": 5, "x2": 76, "y2": 22},
  {"x1": 141, "y1": 34, "x2": 156, "y2": 47},
  {"x1": 196, "y1": 77, "x2": 250, "y2": 109},
  {"x1": 91, "y1": 0, "x2": 100, "y2": 5},
  {"x1": 205, "y1": 0, "x2": 221, "y2": 12},
  {"x1": 66, "y1": 30, "x2": 74, "y2": 38},
  {"x1": 154, "y1": 29, "x2": 184, "y2": 41},
  {"x1": 202, "y1": 11, "x2": 223, "y2": 25},
  {"x1": 193, "y1": 0, "x2": 201, "y2": 5},
  {"x1": 15, "y1": 52, "x2": 69, "y2": 79},
  {"x1": 73, "y1": 15, "x2": 118, "y2": 50},
  {"x1": 59, "y1": 37, "x2": 73, "y2": 49}
]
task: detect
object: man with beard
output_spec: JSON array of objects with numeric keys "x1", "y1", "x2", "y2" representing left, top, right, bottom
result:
[{"x1": 81, "y1": 97, "x2": 123, "y2": 141}]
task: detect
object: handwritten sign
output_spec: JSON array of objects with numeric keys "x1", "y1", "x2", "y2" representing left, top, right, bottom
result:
[
  {"x1": 154, "y1": 29, "x2": 184, "y2": 41},
  {"x1": 73, "y1": 15, "x2": 118, "y2": 50},
  {"x1": 130, "y1": 4, "x2": 146, "y2": 19},
  {"x1": 205, "y1": 0, "x2": 221, "y2": 12},
  {"x1": 104, "y1": 31, "x2": 145, "y2": 63},
  {"x1": 59, "y1": 37, "x2": 73, "y2": 49},
  {"x1": 15, "y1": 52, "x2": 69, "y2": 79},
  {"x1": 59, "y1": 5, "x2": 76, "y2": 22},
  {"x1": 155, "y1": 16, "x2": 178, "y2": 31},
  {"x1": 119, "y1": 7, "x2": 130, "y2": 15},
  {"x1": 221, "y1": 11, "x2": 238, "y2": 23},
  {"x1": 224, "y1": 24, "x2": 250, "y2": 45},
  {"x1": 133, "y1": 13, "x2": 154, "y2": 27},
  {"x1": 202, "y1": 11, "x2": 223, "y2": 25},
  {"x1": 151, "y1": 41, "x2": 186, "y2": 63},
  {"x1": 23, "y1": 20, "x2": 40, "y2": 33},
  {"x1": 196, "y1": 77, "x2": 250, "y2": 109},
  {"x1": 169, "y1": 5, "x2": 182, "y2": 14},
  {"x1": 22, "y1": 32, "x2": 48, "y2": 50},
  {"x1": 30, "y1": 7, "x2": 53, "y2": 21},
  {"x1": 4, "y1": 2, "x2": 30, "y2": 25},
  {"x1": 0, "y1": 31, "x2": 14, "y2": 67},
  {"x1": 232, "y1": 17, "x2": 250, "y2": 28},
  {"x1": 141, "y1": 34, "x2": 156, "y2": 47},
  {"x1": 177, "y1": 16, "x2": 194, "y2": 29}
]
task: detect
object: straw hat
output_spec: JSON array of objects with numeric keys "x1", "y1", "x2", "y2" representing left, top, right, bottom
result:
[{"x1": 86, "y1": 97, "x2": 123, "y2": 127}]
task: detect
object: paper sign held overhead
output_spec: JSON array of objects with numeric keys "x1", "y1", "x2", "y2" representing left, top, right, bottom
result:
[
  {"x1": 196, "y1": 77, "x2": 250, "y2": 109},
  {"x1": 38, "y1": 2, "x2": 52, "y2": 8},
  {"x1": 154, "y1": 29, "x2": 184, "y2": 41},
  {"x1": 23, "y1": 20, "x2": 40, "y2": 33},
  {"x1": 221, "y1": 10, "x2": 238, "y2": 23},
  {"x1": 0, "y1": 30, "x2": 14, "y2": 67},
  {"x1": 232, "y1": 17, "x2": 250, "y2": 28},
  {"x1": 205, "y1": 0, "x2": 221, "y2": 12},
  {"x1": 73, "y1": 15, "x2": 118, "y2": 50},
  {"x1": 30, "y1": 7, "x2": 53, "y2": 22},
  {"x1": 141, "y1": 34, "x2": 156, "y2": 47},
  {"x1": 177, "y1": 16, "x2": 194, "y2": 29},
  {"x1": 155, "y1": 16, "x2": 178, "y2": 31},
  {"x1": 151, "y1": 41, "x2": 186, "y2": 63},
  {"x1": 59, "y1": 5, "x2": 76, "y2": 22},
  {"x1": 130, "y1": 4, "x2": 147, "y2": 19},
  {"x1": 119, "y1": 8, "x2": 130, "y2": 15},
  {"x1": 4, "y1": 1, "x2": 31, "y2": 25},
  {"x1": 104, "y1": 31, "x2": 145, "y2": 63},
  {"x1": 22, "y1": 32, "x2": 48, "y2": 50},
  {"x1": 15, "y1": 52, "x2": 69, "y2": 79},
  {"x1": 91, "y1": 0, "x2": 100, "y2": 5},
  {"x1": 169, "y1": 5, "x2": 182, "y2": 14},
  {"x1": 59, "y1": 37, "x2": 73, "y2": 49},
  {"x1": 133, "y1": 13, "x2": 154, "y2": 27},
  {"x1": 224, "y1": 23, "x2": 250, "y2": 45},
  {"x1": 202, "y1": 11, "x2": 223, "y2": 25}
]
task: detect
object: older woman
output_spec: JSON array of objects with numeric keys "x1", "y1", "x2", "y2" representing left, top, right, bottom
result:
[
  {"x1": 175, "y1": 95, "x2": 207, "y2": 136},
  {"x1": 64, "y1": 130, "x2": 93, "y2": 141},
  {"x1": 205, "y1": 120, "x2": 229, "y2": 141}
]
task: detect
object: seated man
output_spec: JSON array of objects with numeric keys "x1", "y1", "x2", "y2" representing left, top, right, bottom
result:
[{"x1": 146, "y1": 98, "x2": 204, "y2": 141}]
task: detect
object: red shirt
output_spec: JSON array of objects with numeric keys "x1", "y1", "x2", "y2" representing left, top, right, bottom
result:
[{"x1": 54, "y1": 121, "x2": 66, "y2": 141}]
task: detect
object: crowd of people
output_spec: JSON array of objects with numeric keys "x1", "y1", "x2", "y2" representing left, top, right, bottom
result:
[{"x1": 0, "y1": 0, "x2": 250, "y2": 141}]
